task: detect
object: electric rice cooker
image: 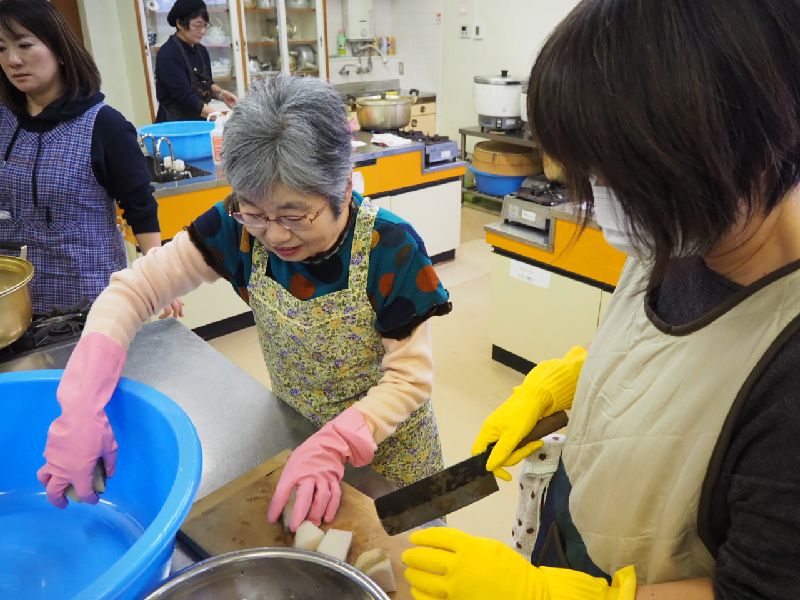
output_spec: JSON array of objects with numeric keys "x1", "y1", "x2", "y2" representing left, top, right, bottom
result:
[{"x1": 473, "y1": 70, "x2": 524, "y2": 131}]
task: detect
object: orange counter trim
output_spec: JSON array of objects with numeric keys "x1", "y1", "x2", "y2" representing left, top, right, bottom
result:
[
  {"x1": 486, "y1": 220, "x2": 626, "y2": 287},
  {"x1": 122, "y1": 149, "x2": 464, "y2": 246},
  {"x1": 122, "y1": 184, "x2": 232, "y2": 244},
  {"x1": 357, "y1": 152, "x2": 466, "y2": 196}
]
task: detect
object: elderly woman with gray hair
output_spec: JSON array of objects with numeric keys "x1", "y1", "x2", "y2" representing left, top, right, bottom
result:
[{"x1": 35, "y1": 75, "x2": 451, "y2": 530}]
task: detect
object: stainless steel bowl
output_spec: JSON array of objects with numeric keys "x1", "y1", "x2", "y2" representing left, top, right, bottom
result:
[{"x1": 144, "y1": 547, "x2": 390, "y2": 600}]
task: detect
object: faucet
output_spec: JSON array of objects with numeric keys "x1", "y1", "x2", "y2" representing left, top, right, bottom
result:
[
  {"x1": 140, "y1": 133, "x2": 156, "y2": 157},
  {"x1": 338, "y1": 63, "x2": 364, "y2": 76},
  {"x1": 154, "y1": 136, "x2": 175, "y2": 178},
  {"x1": 354, "y1": 43, "x2": 389, "y2": 74}
]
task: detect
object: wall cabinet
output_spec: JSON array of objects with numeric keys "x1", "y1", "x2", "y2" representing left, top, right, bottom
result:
[
  {"x1": 134, "y1": 0, "x2": 327, "y2": 122},
  {"x1": 402, "y1": 101, "x2": 436, "y2": 136}
]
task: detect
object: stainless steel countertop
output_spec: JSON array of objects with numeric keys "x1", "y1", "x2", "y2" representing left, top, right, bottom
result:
[
  {"x1": 335, "y1": 80, "x2": 436, "y2": 106},
  {"x1": 0, "y1": 318, "x2": 394, "y2": 502},
  {"x1": 149, "y1": 125, "x2": 461, "y2": 200},
  {"x1": 351, "y1": 130, "x2": 466, "y2": 174},
  {"x1": 151, "y1": 163, "x2": 228, "y2": 199}
]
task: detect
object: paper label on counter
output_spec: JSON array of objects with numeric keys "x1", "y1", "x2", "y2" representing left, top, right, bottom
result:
[
  {"x1": 510, "y1": 260, "x2": 551, "y2": 288},
  {"x1": 521, "y1": 209, "x2": 538, "y2": 225}
]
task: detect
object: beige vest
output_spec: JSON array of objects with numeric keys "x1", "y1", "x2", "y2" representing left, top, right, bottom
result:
[{"x1": 563, "y1": 258, "x2": 800, "y2": 583}]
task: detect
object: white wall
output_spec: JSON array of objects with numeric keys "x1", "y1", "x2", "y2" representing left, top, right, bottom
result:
[
  {"x1": 326, "y1": 0, "x2": 444, "y2": 93},
  {"x1": 437, "y1": 0, "x2": 580, "y2": 142},
  {"x1": 392, "y1": 0, "x2": 443, "y2": 93},
  {"x1": 78, "y1": 0, "x2": 152, "y2": 127}
]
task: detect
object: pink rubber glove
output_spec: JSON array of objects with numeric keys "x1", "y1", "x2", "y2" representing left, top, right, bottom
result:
[
  {"x1": 36, "y1": 332, "x2": 125, "y2": 508},
  {"x1": 267, "y1": 406, "x2": 376, "y2": 531}
]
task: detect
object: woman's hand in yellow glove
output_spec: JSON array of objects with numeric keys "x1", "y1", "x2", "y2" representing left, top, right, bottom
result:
[
  {"x1": 402, "y1": 527, "x2": 636, "y2": 600},
  {"x1": 472, "y1": 346, "x2": 586, "y2": 480}
]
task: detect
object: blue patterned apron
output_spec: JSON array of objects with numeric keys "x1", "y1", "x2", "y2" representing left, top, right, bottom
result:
[
  {"x1": 0, "y1": 103, "x2": 126, "y2": 314},
  {"x1": 247, "y1": 201, "x2": 444, "y2": 487}
]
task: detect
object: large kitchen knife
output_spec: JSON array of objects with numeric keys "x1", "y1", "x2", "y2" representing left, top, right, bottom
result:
[{"x1": 375, "y1": 411, "x2": 568, "y2": 535}]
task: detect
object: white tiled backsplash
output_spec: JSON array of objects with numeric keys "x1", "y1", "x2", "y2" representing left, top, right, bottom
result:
[{"x1": 325, "y1": 0, "x2": 444, "y2": 92}]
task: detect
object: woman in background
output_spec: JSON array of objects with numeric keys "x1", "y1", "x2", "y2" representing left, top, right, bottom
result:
[{"x1": 155, "y1": 0, "x2": 236, "y2": 122}]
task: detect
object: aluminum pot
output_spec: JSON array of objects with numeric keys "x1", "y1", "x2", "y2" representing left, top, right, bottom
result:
[
  {"x1": 356, "y1": 89, "x2": 418, "y2": 131},
  {"x1": 0, "y1": 243, "x2": 34, "y2": 350},
  {"x1": 143, "y1": 547, "x2": 390, "y2": 600}
]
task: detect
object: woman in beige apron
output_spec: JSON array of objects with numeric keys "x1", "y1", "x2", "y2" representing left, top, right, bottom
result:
[
  {"x1": 35, "y1": 76, "x2": 449, "y2": 531},
  {"x1": 404, "y1": 1, "x2": 800, "y2": 599}
]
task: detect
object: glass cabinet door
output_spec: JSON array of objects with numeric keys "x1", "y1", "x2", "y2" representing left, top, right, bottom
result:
[
  {"x1": 240, "y1": 0, "x2": 327, "y2": 87},
  {"x1": 140, "y1": 0, "x2": 245, "y2": 117}
]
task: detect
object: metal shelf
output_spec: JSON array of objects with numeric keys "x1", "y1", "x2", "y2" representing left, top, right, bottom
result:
[{"x1": 462, "y1": 185, "x2": 504, "y2": 204}]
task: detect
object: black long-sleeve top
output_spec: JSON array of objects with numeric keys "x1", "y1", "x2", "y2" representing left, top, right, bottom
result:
[
  {"x1": 653, "y1": 258, "x2": 800, "y2": 599},
  {"x1": 155, "y1": 34, "x2": 213, "y2": 122},
  {"x1": 6, "y1": 92, "x2": 158, "y2": 234}
]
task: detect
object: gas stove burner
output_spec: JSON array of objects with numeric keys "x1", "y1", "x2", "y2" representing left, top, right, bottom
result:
[
  {"x1": 4, "y1": 300, "x2": 91, "y2": 356},
  {"x1": 515, "y1": 174, "x2": 567, "y2": 205}
]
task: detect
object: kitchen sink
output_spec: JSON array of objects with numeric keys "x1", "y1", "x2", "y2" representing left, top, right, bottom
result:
[{"x1": 144, "y1": 156, "x2": 212, "y2": 184}]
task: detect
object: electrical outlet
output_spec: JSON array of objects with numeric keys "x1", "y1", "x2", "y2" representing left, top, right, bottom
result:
[
  {"x1": 399, "y1": 61, "x2": 404, "y2": 75},
  {"x1": 460, "y1": 24, "x2": 470, "y2": 39},
  {"x1": 473, "y1": 22, "x2": 485, "y2": 40}
]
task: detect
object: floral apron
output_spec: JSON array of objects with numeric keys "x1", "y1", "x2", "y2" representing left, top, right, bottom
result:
[{"x1": 248, "y1": 201, "x2": 444, "y2": 487}]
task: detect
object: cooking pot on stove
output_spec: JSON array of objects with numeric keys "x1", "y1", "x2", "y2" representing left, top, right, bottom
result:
[
  {"x1": 356, "y1": 89, "x2": 419, "y2": 131},
  {"x1": 0, "y1": 242, "x2": 34, "y2": 350}
]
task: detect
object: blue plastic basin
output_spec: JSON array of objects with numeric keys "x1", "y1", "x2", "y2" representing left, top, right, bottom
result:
[
  {"x1": 468, "y1": 165, "x2": 527, "y2": 196},
  {"x1": 0, "y1": 371, "x2": 202, "y2": 600},
  {"x1": 138, "y1": 121, "x2": 215, "y2": 161}
]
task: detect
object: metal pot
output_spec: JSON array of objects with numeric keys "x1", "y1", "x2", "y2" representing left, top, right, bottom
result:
[
  {"x1": 144, "y1": 547, "x2": 390, "y2": 599},
  {"x1": 0, "y1": 243, "x2": 34, "y2": 350},
  {"x1": 356, "y1": 89, "x2": 418, "y2": 131}
]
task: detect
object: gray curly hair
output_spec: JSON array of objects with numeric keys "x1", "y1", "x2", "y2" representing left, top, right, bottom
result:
[{"x1": 222, "y1": 75, "x2": 352, "y2": 217}]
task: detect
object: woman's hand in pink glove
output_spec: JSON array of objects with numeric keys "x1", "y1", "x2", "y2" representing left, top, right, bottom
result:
[
  {"x1": 36, "y1": 332, "x2": 126, "y2": 508},
  {"x1": 267, "y1": 406, "x2": 376, "y2": 532}
]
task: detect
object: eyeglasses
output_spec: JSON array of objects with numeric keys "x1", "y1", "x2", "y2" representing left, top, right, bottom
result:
[
  {"x1": 229, "y1": 204, "x2": 327, "y2": 232},
  {"x1": 189, "y1": 21, "x2": 210, "y2": 32}
]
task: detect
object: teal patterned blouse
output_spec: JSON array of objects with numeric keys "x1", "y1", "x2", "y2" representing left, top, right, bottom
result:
[{"x1": 186, "y1": 193, "x2": 452, "y2": 339}]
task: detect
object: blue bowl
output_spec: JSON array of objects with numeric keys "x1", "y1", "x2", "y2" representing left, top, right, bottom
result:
[
  {"x1": 468, "y1": 165, "x2": 527, "y2": 196},
  {"x1": 139, "y1": 121, "x2": 215, "y2": 161},
  {"x1": 0, "y1": 371, "x2": 202, "y2": 600}
]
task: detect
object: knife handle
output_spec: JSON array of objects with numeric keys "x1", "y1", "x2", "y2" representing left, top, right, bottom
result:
[{"x1": 513, "y1": 410, "x2": 569, "y2": 452}]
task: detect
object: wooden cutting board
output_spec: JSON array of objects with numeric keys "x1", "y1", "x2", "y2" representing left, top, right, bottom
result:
[{"x1": 181, "y1": 450, "x2": 413, "y2": 599}]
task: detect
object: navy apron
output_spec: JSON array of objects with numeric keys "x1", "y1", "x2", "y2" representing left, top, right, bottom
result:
[{"x1": 0, "y1": 103, "x2": 126, "y2": 314}]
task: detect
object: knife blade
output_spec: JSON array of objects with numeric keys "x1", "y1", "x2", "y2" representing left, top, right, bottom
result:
[{"x1": 375, "y1": 411, "x2": 568, "y2": 535}]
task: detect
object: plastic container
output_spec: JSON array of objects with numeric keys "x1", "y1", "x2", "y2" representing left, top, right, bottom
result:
[
  {"x1": 138, "y1": 121, "x2": 215, "y2": 162},
  {"x1": 468, "y1": 164, "x2": 526, "y2": 196},
  {"x1": 337, "y1": 30, "x2": 347, "y2": 55},
  {"x1": 0, "y1": 371, "x2": 202, "y2": 600},
  {"x1": 207, "y1": 112, "x2": 227, "y2": 165}
]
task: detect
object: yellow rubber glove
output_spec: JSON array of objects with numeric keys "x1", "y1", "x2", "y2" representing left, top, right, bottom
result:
[
  {"x1": 402, "y1": 527, "x2": 636, "y2": 600},
  {"x1": 472, "y1": 346, "x2": 586, "y2": 480}
]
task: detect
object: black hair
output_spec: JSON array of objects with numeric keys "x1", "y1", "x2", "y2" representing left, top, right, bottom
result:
[
  {"x1": 0, "y1": 0, "x2": 100, "y2": 114},
  {"x1": 528, "y1": 0, "x2": 800, "y2": 284},
  {"x1": 177, "y1": 9, "x2": 210, "y2": 32}
]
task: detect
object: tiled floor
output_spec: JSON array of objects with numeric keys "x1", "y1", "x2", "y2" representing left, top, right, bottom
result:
[{"x1": 209, "y1": 205, "x2": 526, "y2": 543}]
